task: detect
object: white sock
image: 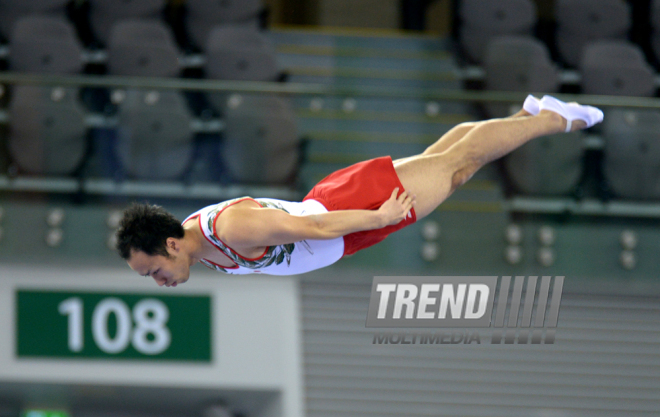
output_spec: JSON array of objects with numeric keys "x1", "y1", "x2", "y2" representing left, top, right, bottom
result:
[
  {"x1": 539, "y1": 95, "x2": 604, "y2": 132},
  {"x1": 523, "y1": 94, "x2": 540, "y2": 115}
]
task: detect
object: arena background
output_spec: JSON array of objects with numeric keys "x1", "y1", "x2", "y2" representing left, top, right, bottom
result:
[{"x1": 0, "y1": 1, "x2": 658, "y2": 416}]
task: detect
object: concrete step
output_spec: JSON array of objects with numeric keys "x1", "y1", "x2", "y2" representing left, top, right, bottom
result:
[
  {"x1": 291, "y1": 96, "x2": 472, "y2": 115},
  {"x1": 296, "y1": 111, "x2": 471, "y2": 135},
  {"x1": 277, "y1": 52, "x2": 459, "y2": 74},
  {"x1": 268, "y1": 27, "x2": 453, "y2": 54},
  {"x1": 286, "y1": 74, "x2": 461, "y2": 90},
  {"x1": 270, "y1": 27, "x2": 462, "y2": 91}
]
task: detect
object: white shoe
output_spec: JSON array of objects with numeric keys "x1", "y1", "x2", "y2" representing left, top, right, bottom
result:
[
  {"x1": 539, "y1": 95, "x2": 604, "y2": 132},
  {"x1": 523, "y1": 94, "x2": 540, "y2": 115}
]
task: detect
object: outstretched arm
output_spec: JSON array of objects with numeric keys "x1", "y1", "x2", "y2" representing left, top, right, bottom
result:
[{"x1": 218, "y1": 188, "x2": 415, "y2": 248}]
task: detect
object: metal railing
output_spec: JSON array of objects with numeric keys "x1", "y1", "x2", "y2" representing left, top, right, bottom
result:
[
  {"x1": 1, "y1": 71, "x2": 660, "y2": 108},
  {"x1": 2, "y1": 71, "x2": 660, "y2": 214}
]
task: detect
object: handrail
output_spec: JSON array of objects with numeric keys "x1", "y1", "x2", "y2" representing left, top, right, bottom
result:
[
  {"x1": 0, "y1": 175, "x2": 301, "y2": 201},
  {"x1": 1, "y1": 72, "x2": 660, "y2": 108}
]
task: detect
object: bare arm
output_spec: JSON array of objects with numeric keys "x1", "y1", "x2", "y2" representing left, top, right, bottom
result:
[{"x1": 218, "y1": 188, "x2": 415, "y2": 248}]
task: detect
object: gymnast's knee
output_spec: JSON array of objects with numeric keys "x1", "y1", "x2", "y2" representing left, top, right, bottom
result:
[{"x1": 450, "y1": 159, "x2": 481, "y2": 191}]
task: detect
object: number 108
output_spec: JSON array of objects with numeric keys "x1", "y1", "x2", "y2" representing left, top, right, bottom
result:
[{"x1": 58, "y1": 297, "x2": 171, "y2": 355}]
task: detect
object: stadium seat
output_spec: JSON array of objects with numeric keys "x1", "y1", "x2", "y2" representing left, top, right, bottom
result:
[
  {"x1": 107, "y1": 19, "x2": 180, "y2": 77},
  {"x1": 8, "y1": 86, "x2": 87, "y2": 175},
  {"x1": 9, "y1": 15, "x2": 83, "y2": 74},
  {"x1": 205, "y1": 25, "x2": 279, "y2": 113},
  {"x1": 205, "y1": 25, "x2": 278, "y2": 82},
  {"x1": 115, "y1": 90, "x2": 194, "y2": 181},
  {"x1": 87, "y1": 0, "x2": 165, "y2": 46},
  {"x1": 651, "y1": 0, "x2": 660, "y2": 63},
  {"x1": 458, "y1": 0, "x2": 537, "y2": 64},
  {"x1": 184, "y1": 0, "x2": 263, "y2": 50},
  {"x1": 7, "y1": 15, "x2": 87, "y2": 177},
  {"x1": 0, "y1": 139, "x2": 8, "y2": 174},
  {"x1": 219, "y1": 94, "x2": 300, "y2": 184},
  {"x1": 602, "y1": 109, "x2": 660, "y2": 200},
  {"x1": 0, "y1": 0, "x2": 69, "y2": 41},
  {"x1": 484, "y1": 35, "x2": 559, "y2": 118},
  {"x1": 103, "y1": 19, "x2": 192, "y2": 181},
  {"x1": 579, "y1": 41, "x2": 656, "y2": 202},
  {"x1": 503, "y1": 131, "x2": 585, "y2": 196},
  {"x1": 555, "y1": 0, "x2": 631, "y2": 67},
  {"x1": 580, "y1": 41, "x2": 655, "y2": 97}
]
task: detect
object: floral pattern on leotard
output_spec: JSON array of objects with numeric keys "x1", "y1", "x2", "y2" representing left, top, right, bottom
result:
[{"x1": 203, "y1": 197, "x2": 297, "y2": 272}]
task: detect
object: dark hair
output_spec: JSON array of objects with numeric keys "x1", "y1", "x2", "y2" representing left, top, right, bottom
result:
[{"x1": 116, "y1": 203, "x2": 184, "y2": 260}]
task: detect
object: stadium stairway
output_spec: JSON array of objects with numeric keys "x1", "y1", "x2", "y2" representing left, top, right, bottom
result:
[{"x1": 267, "y1": 27, "x2": 480, "y2": 191}]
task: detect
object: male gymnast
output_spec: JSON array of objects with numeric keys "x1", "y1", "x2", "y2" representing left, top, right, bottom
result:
[{"x1": 116, "y1": 95, "x2": 603, "y2": 287}]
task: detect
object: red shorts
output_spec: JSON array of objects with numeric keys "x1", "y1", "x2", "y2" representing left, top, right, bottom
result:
[{"x1": 303, "y1": 156, "x2": 417, "y2": 256}]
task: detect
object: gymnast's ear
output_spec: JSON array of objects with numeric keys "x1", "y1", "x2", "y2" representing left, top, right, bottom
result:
[{"x1": 166, "y1": 237, "x2": 181, "y2": 252}]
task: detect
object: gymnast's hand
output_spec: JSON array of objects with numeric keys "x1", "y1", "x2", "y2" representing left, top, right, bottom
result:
[{"x1": 377, "y1": 187, "x2": 416, "y2": 227}]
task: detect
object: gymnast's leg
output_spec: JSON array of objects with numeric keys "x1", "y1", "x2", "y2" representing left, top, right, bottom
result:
[
  {"x1": 392, "y1": 107, "x2": 533, "y2": 167},
  {"x1": 394, "y1": 109, "x2": 586, "y2": 221},
  {"x1": 426, "y1": 108, "x2": 534, "y2": 155}
]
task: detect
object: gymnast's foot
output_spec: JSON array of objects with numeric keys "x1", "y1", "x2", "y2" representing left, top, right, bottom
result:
[
  {"x1": 523, "y1": 94, "x2": 541, "y2": 115},
  {"x1": 538, "y1": 95, "x2": 604, "y2": 132}
]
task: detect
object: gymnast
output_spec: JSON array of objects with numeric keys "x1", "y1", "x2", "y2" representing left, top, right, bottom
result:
[{"x1": 115, "y1": 95, "x2": 603, "y2": 287}]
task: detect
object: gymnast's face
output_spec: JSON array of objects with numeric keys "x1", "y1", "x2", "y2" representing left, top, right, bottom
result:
[{"x1": 127, "y1": 239, "x2": 191, "y2": 288}]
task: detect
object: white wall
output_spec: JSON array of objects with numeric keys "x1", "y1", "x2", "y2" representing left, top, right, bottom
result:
[{"x1": 0, "y1": 264, "x2": 304, "y2": 417}]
